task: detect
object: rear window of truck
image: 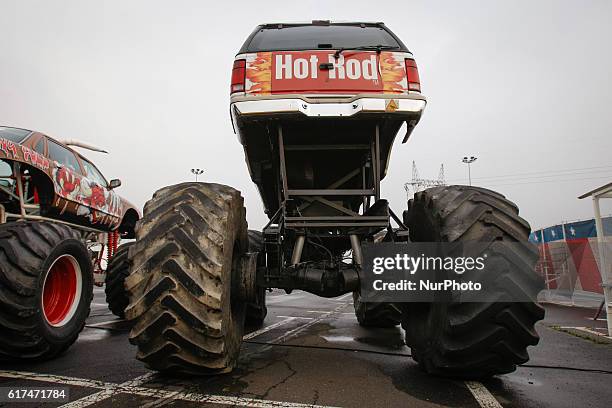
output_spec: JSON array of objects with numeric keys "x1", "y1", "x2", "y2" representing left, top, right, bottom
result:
[{"x1": 240, "y1": 24, "x2": 406, "y2": 53}]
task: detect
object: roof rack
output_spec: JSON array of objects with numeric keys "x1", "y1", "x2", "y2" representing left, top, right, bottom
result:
[{"x1": 261, "y1": 21, "x2": 384, "y2": 28}]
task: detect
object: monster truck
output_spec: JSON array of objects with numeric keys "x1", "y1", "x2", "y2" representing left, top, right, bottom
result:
[
  {"x1": 125, "y1": 21, "x2": 544, "y2": 378},
  {"x1": 0, "y1": 126, "x2": 139, "y2": 359}
]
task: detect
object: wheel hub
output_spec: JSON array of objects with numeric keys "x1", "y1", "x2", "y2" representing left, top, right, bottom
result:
[{"x1": 42, "y1": 255, "x2": 82, "y2": 327}]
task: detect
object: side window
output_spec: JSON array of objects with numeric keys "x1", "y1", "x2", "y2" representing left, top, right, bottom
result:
[
  {"x1": 0, "y1": 160, "x2": 13, "y2": 188},
  {"x1": 81, "y1": 160, "x2": 108, "y2": 187},
  {"x1": 47, "y1": 140, "x2": 82, "y2": 173},
  {"x1": 34, "y1": 138, "x2": 45, "y2": 155}
]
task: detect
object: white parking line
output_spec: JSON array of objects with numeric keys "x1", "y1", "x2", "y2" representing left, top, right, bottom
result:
[
  {"x1": 0, "y1": 370, "x2": 340, "y2": 408},
  {"x1": 1, "y1": 303, "x2": 351, "y2": 408},
  {"x1": 62, "y1": 318, "x2": 298, "y2": 407},
  {"x1": 276, "y1": 315, "x2": 314, "y2": 320},
  {"x1": 152, "y1": 392, "x2": 340, "y2": 407},
  {"x1": 59, "y1": 373, "x2": 156, "y2": 408},
  {"x1": 269, "y1": 302, "x2": 350, "y2": 345},
  {"x1": 242, "y1": 303, "x2": 349, "y2": 343},
  {"x1": 0, "y1": 370, "x2": 110, "y2": 388},
  {"x1": 86, "y1": 319, "x2": 124, "y2": 327},
  {"x1": 465, "y1": 381, "x2": 503, "y2": 408},
  {"x1": 240, "y1": 301, "x2": 351, "y2": 363},
  {"x1": 243, "y1": 317, "x2": 296, "y2": 340}
]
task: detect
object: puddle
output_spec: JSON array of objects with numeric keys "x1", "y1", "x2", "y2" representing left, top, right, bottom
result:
[
  {"x1": 77, "y1": 328, "x2": 112, "y2": 342},
  {"x1": 320, "y1": 335, "x2": 355, "y2": 343}
]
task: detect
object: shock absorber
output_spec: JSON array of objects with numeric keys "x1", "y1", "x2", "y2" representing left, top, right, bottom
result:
[
  {"x1": 113, "y1": 231, "x2": 119, "y2": 256},
  {"x1": 107, "y1": 232, "x2": 114, "y2": 262},
  {"x1": 107, "y1": 231, "x2": 119, "y2": 262}
]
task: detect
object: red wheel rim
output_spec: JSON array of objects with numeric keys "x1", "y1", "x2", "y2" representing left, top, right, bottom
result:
[{"x1": 42, "y1": 255, "x2": 82, "y2": 327}]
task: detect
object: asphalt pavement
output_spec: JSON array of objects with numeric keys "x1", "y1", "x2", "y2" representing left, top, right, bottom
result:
[{"x1": 0, "y1": 288, "x2": 610, "y2": 407}]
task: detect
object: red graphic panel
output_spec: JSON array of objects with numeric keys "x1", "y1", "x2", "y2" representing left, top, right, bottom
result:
[
  {"x1": 271, "y1": 51, "x2": 384, "y2": 94},
  {"x1": 567, "y1": 238, "x2": 603, "y2": 293}
]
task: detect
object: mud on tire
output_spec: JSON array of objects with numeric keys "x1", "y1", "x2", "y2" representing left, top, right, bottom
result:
[
  {"x1": 401, "y1": 186, "x2": 545, "y2": 378},
  {"x1": 125, "y1": 182, "x2": 249, "y2": 374},
  {"x1": 105, "y1": 242, "x2": 134, "y2": 318},
  {"x1": 0, "y1": 221, "x2": 93, "y2": 360}
]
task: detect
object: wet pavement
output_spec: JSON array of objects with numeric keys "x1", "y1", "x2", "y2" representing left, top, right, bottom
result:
[{"x1": 0, "y1": 288, "x2": 610, "y2": 407}]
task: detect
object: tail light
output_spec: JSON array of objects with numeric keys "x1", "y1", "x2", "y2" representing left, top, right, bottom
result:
[
  {"x1": 231, "y1": 59, "x2": 246, "y2": 93},
  {"x1": 405, "y1": 59, "x2": 421, "y2": 92}
]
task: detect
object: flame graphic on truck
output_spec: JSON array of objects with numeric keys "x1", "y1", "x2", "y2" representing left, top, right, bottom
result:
[
  {"x1": 380, "y1": 52, "x2": 408, "y2": 94},
  {"x1": 246, "y1": 52, "x2": 272, "y2": 95}
]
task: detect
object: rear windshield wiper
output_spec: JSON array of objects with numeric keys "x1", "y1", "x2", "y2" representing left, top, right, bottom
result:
[{"x1": 333, "y1": 45, "x2": 400, "y2": 60}]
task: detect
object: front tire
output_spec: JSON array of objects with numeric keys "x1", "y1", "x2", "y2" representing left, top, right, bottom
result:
[
  {"x1": 0, "y1": 221, "x2": 93, "y2": 360},
  {"x1": 125, "y1": 182, "x2": 248, "y2": 374},
  {"x1": 401, "y1": 186, "x2": 544, "y2": 378}
]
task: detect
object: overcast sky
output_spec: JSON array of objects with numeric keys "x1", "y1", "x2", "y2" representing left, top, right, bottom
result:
[{"x1": 1, "y1": 0, "x2": 610, "y2": 231}]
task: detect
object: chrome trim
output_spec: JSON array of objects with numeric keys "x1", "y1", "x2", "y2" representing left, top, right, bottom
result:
[{"x1": 231, "y1": 96, "x2": 426, "y2": 118}]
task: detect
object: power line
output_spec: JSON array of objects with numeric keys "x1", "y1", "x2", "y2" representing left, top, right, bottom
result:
[
  {"x1": 482, "y1": 175, "x2": 612, "y2": 188},
  {"x1": 449, "y1": 170, "x2": 612, "y2": 184},
  {"x1": 446, "y1": 165, "x2": 612, "y2": 183}
]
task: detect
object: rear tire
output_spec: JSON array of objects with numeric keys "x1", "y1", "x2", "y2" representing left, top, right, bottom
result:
[
  {"x1": 125, "y1": 182, "x2": 249, "y2": 374},
  {"x1": 105, "y1": 242, "x2": 133, "y2": 318},
  {"x1": 246, "y1": 230, "x2": 267, "y2": 327},
  {"x1": 401, "y1": 186, "x2": 544, "y2": 378},
  {"x1": 0, "y1": 221, "x2": 93, "y2": 360},
  {"x1": 353, "y1": 291, "x2": 401, "y2": 328}
]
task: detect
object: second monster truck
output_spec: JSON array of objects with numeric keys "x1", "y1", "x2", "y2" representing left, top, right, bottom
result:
[{"x1": 123, "y1": 21, "x2": 544, "y2": 378}]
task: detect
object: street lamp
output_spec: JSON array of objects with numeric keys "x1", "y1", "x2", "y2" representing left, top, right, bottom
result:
[
  {"x1": 462, "y1": 156, "x2": 477, "y2": 186},
  {"x1": 191, "y1": 168, "x2": 204, "y2": 182}
]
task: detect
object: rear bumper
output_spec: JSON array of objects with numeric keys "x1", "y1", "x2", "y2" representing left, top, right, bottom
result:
[{"x1": 230, "y1": 93, "x2": 426, "y2": 119}]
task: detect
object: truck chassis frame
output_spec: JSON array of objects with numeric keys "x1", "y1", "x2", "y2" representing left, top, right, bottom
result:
[{"x1": 259, "y1": 124, "x2": 408, "y2": 297}]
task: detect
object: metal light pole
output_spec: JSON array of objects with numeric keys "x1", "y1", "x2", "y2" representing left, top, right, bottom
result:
[
  {"x1": 191, "y1": 168, "x2": 204, "y2": 182},
  {"x1": 462, "y1": 156, "x2": 477, "y2": 186}
]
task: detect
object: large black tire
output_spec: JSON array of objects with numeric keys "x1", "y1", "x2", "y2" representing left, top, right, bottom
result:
[
  {"x1": 105, "y1": 242, "x2": 134, "y2": 318},
  {"x1": 0, "y1": 221, "x2": 93, "y2": 360},
  {"x1": 401, "y1": 186, "x2": 545, "y2": 378},
  {"x1": 246, "y1": 230, "x2": 267, "y2": 327},
  {"x1": 125, "y1": 182, "x2": 249, "y2": 374},
  {"x1": 352, "y1": 291, "x2": 401, "y2": 328}
]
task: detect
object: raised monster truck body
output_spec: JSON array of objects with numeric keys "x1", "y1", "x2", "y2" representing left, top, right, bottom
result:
[
  {"x1": 229, "y1": 22, "x2": 425, "y2": 297},
  {"x1": 0, "y1": 126, "x2": 140, "y2": 359},
  {"x1": 125, "y1": 21, "x2": 544, "y2": 378}
]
